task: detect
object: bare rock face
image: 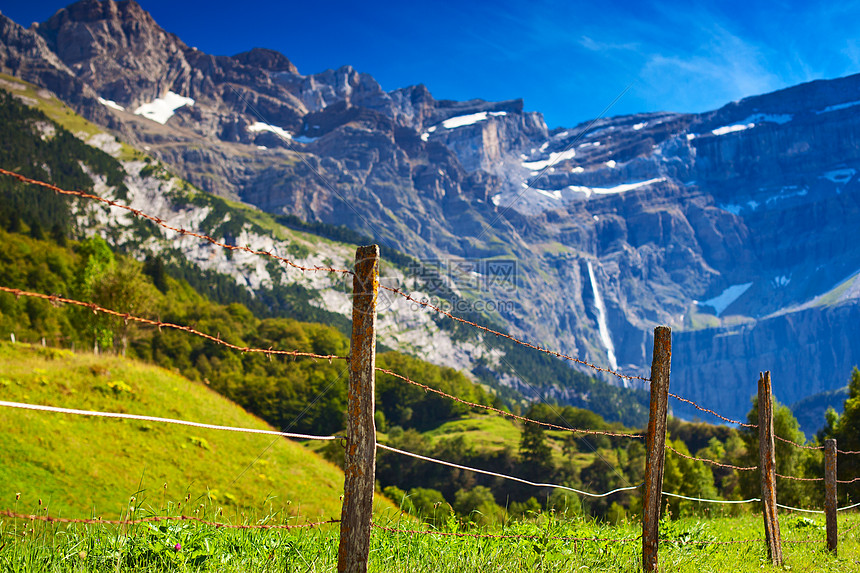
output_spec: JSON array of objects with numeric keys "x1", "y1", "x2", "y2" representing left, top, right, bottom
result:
[{"x1": 5, "y1": 0, "x2": 860, "y2": 424}]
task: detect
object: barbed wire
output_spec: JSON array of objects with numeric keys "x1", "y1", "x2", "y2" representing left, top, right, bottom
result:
[
  {"x1": 0, "y1": 286, "x2": 347, "y2": 362},
  {"x1": 667, "y1": 392, "x2": 756, "y2": 428},
  {"x1": 841, "y1": 518, "x2": 860, "y2": 540},
  {"x1": 376, "y1": 368, "x2": 643, "y2": 439},
  {"x1": 665, "y1": 445, "x2": 757, "y2": 471},
  {"x1": 838, "y1": 448, "x2": 860, "y2": 455},
  {"x1": 376, "y1": 443, "x2": 642, "y2": 498},
  {"x1": 773, "y1": 435, "x2": 824, "y2": 450},
  {"x1": 0, "y1": 400, "x2": 343, "y2": 441},
  {"x1": 2, "y1": 167, "x2": 646, "y2": 386},
  {"x1": 775, "y1": 473, "x2": 824, "y2": 482},
  {"x1": 837, "y1": 477, "x2": 860, "y2": 485},
  {"x1": 371, "y1": 522, "x2": 637, "y2": 543},
  {"x1": 380, "y1": 286, "x2": 648, "y2": 384},
  {"x1": 0, "y1": 509, "x2": 338, "y2": 529},
  {"x1": 0, "y1": 168, "x2": 354, "y2": 277}
]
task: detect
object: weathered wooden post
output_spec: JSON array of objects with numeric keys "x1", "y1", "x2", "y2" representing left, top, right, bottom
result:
[
  {"x1": 758, "y1": 371, "x2": 783, "y2": 566},
  {"x1": 337, "y1": 245, "x2": 379, "y2": 573},
  {"x1": 642, "y1": 326, "x2": 671, "y2": 572},
  {"x1": 825, "y1": 438, "x2": 838, "y2": 555}
]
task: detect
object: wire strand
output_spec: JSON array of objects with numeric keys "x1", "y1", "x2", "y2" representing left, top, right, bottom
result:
[
  {"x1": 660, "y1": 492, "x2": 760, "y2": 504},
  {"x1": 0, "y1": 286, "x2": 347, "y2": 362},
  {"x1": 0, "y1": 509, "x2": 338, "y2": 529},
  {"x1": 371, "y1": 522, "x2": 637, "y2": 542},
  {"x1": 0, "y1": 400, "x2": 342, "y2": 441},
  {"x1": 0, "y1": 167, "x2": 354, "y2": 277},
  {"x1": 376, "y1": 443, "x2": 641, "y2": 498},
  {"x1": 381, "y1": 286, "x2": 648, "y2": 383},
  {"x1": 667, "y1": 392, "x2": 755, "y2": 427},
  {"x1": 666, "y1": 445, "x2": 757, "y2": 471},
  {"x1": 376, "y1": 367, "x2": 643, "y2": 439}
]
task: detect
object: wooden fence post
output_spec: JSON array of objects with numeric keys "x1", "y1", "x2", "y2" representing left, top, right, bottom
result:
[
  {"x1": 758, "y1": 371, "x2": 783, "y2": 566},
  {"x1": 337, "y1": 245, "x2": 379, "y2": 573},
  {"x1": 825, "y1": 438, "x2": 837, "y2": 555},
  {"x1": 642, "y1": 326, "x2": 671, "y2": 572}
]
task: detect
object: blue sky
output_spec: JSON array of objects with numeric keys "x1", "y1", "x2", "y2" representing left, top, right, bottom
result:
[{"x1": 4, "y1": 0, "x2": 860, "y2": 128}]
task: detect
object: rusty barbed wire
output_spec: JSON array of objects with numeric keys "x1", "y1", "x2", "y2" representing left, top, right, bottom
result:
[
  {"x1": 0, "y1": 286, "x2": 347, "y2": 362},
  {"x1": 0, "y1": 509, "x2": 338, "y2": 529},
  {"x1": 0, "y1": 167, "x2": 354, "y2": 276},
  {"x1": 838, "y1": 448, "x2": 860, "y2": 455},
  {"x1": 842, "y1": 517, "x2": 860, "y2": 539},
  {"x1": 775, "y1": 473, "x2": 824, "y2": 482},
  {"x1": 664, "y1": 538, "x2": 762, "y2": 545},
  {"x1": 371, "y1": 522, "x2": 637, "y2": 543},
  {"x1": 376, "y1": 367, "x2": 643, "y2": 439},
  {"x1": 380, "y1": 285, "x2": 649, "y2": 383},
  {"x1": 773, "y1": 435, "x2": 824, "y2": 450},
  {"x1": 837, "y1": 476, "x2": 860, "y2": 485},
  {"x1": 665, "y1": 445, "x2": 757, "y2": 471},
  {"x1": 667, "y1": 392, "x2": 756, "y2": 428}
]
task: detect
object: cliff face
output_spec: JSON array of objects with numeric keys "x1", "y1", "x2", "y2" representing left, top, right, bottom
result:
[
  {"x1": 3, "y1": 0, "x2": 860, "y2": 424},
  {"x1": 672, "y1": 302, "x2": 860, "y2": 423}
]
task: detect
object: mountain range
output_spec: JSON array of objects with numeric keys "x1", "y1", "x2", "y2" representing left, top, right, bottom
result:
[{"x1": 2, "y1": 0, "x2": 860, "y2": 430}]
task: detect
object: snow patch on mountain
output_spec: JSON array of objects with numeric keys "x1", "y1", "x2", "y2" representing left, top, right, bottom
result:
[
  {"x1": 821, "y1": 168, "x2": 856, "y2": 183},
  {"x1": 247, "y1": 122, "x2": 292, "y2": 140},
  {"x1": 522, "y1": 149, "x2": 576, "y2": 170},
  {"x1": 816, "y1": 100, "x2": 860, "y2": 114},
  {"x1": 98, "y1": 97, "x2": 125, "y2": 112},
  {"x1": 711, "y1": 123, "x2": 754, "y2": 136},
  {"x1": 439, "y1": 111, "x2": 507, "y2": 130},
  {"x1": 697, "y1": 283, "x2": 753, "y2": 316},
  {"x1": 568, "y1": 178, "x2": 665, "y2": 198},
  {"x1": 133, "y1": 92, "x2": 194, "y2": 124}
]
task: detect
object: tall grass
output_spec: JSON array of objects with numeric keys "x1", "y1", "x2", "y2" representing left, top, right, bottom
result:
[{"x1": 1, "y1": 497, "x2": 858, "y2": 572}]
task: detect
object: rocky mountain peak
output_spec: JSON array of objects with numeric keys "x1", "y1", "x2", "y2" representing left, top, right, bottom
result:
[{"x1": 232, "y1": 47, "x2": 298, "y2": 74}]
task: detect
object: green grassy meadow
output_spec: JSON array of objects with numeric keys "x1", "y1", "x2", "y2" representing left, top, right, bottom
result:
[
  {"x1": 1, "y1": 508, "x2": 858, "y2": 571},
  {"x1": 0, "y1": 342, "x2": 398, "y2": 522}
]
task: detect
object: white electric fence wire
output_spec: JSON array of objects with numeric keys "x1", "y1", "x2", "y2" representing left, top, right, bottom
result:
[
  {"x1": 660, "y1": 492, "x2": 761, "y2": 504},
  {"x1": 377, "y1": 443, "x2": 641, "y2": 498},
  {"x1": 775, "y1": 503, "x2": 824, "y2": 514},
  {"x1": 0, "y1": 400, "x2": 341, "y2": 441},
  {"x1": 837, "y1": 501, "x2": 860, "y2": 512}
]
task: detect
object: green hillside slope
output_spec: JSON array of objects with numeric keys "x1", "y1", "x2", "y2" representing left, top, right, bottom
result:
[{"x1": 0, "y1": 342, "x2": 395, "y2": 521}]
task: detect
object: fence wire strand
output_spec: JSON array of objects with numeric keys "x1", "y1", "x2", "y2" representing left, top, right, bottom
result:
[
  {"x1": 667, "y1": 392, "x2": 755, "y2": 427},
  {"x1": 0, "y1": 167, "x2": 354, "y2": 277},
  {"x1": 666, "y1": 445, "x2": 757, "y2": 471},
  {"x1": 380, "y1": 286, "x2": 648, "y2": 383},
  {"x1": 376, "y1": 367, "x2": 643, "y2": 439},
  {"x1": 0, "y1": 400, "x2": 343, "y2": 441},
  {"x1": 0, "y1": 286, "x2": 347, "y2": 362},
  {"x1": 774, "y1": 435, "x2": 824, "y2": 450},
  {"x1": 775, "y1": 473, "x2": 824, "y2": 482},
  {"x1": 371, "y1": 522, "x2": 637, "y2": 543},
  {"x1": 660, "y1": 492, "x2": 760, "y2": 504},
  {"x1": 377, "y1": 443, "x2": 642, "y2": 498},
  {"x1": 0, "y1": 509, "x2": 338, "y2": 529}
]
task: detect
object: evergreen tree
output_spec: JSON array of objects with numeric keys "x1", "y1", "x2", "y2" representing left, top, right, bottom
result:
[
  {"x1": 519, "y1": 422, "x2": 554, "y2": 479},
  {"x1": 827, "y1": 367, "x2": 860, "y2": 502}
]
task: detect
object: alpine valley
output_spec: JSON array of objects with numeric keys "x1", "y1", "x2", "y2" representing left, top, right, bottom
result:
[{"x1": 2, "y1": 0, "x2": 860, "y2": 432}]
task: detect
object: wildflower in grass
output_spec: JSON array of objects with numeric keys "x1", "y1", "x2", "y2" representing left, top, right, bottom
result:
[{"x1": 174, "y1": 542, "x2": 181, "y2": 552}]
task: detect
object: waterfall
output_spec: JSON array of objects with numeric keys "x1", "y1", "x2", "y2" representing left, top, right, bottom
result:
[{"x1": 586, "y1": 260, "x2": 620, "y2": 383}]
